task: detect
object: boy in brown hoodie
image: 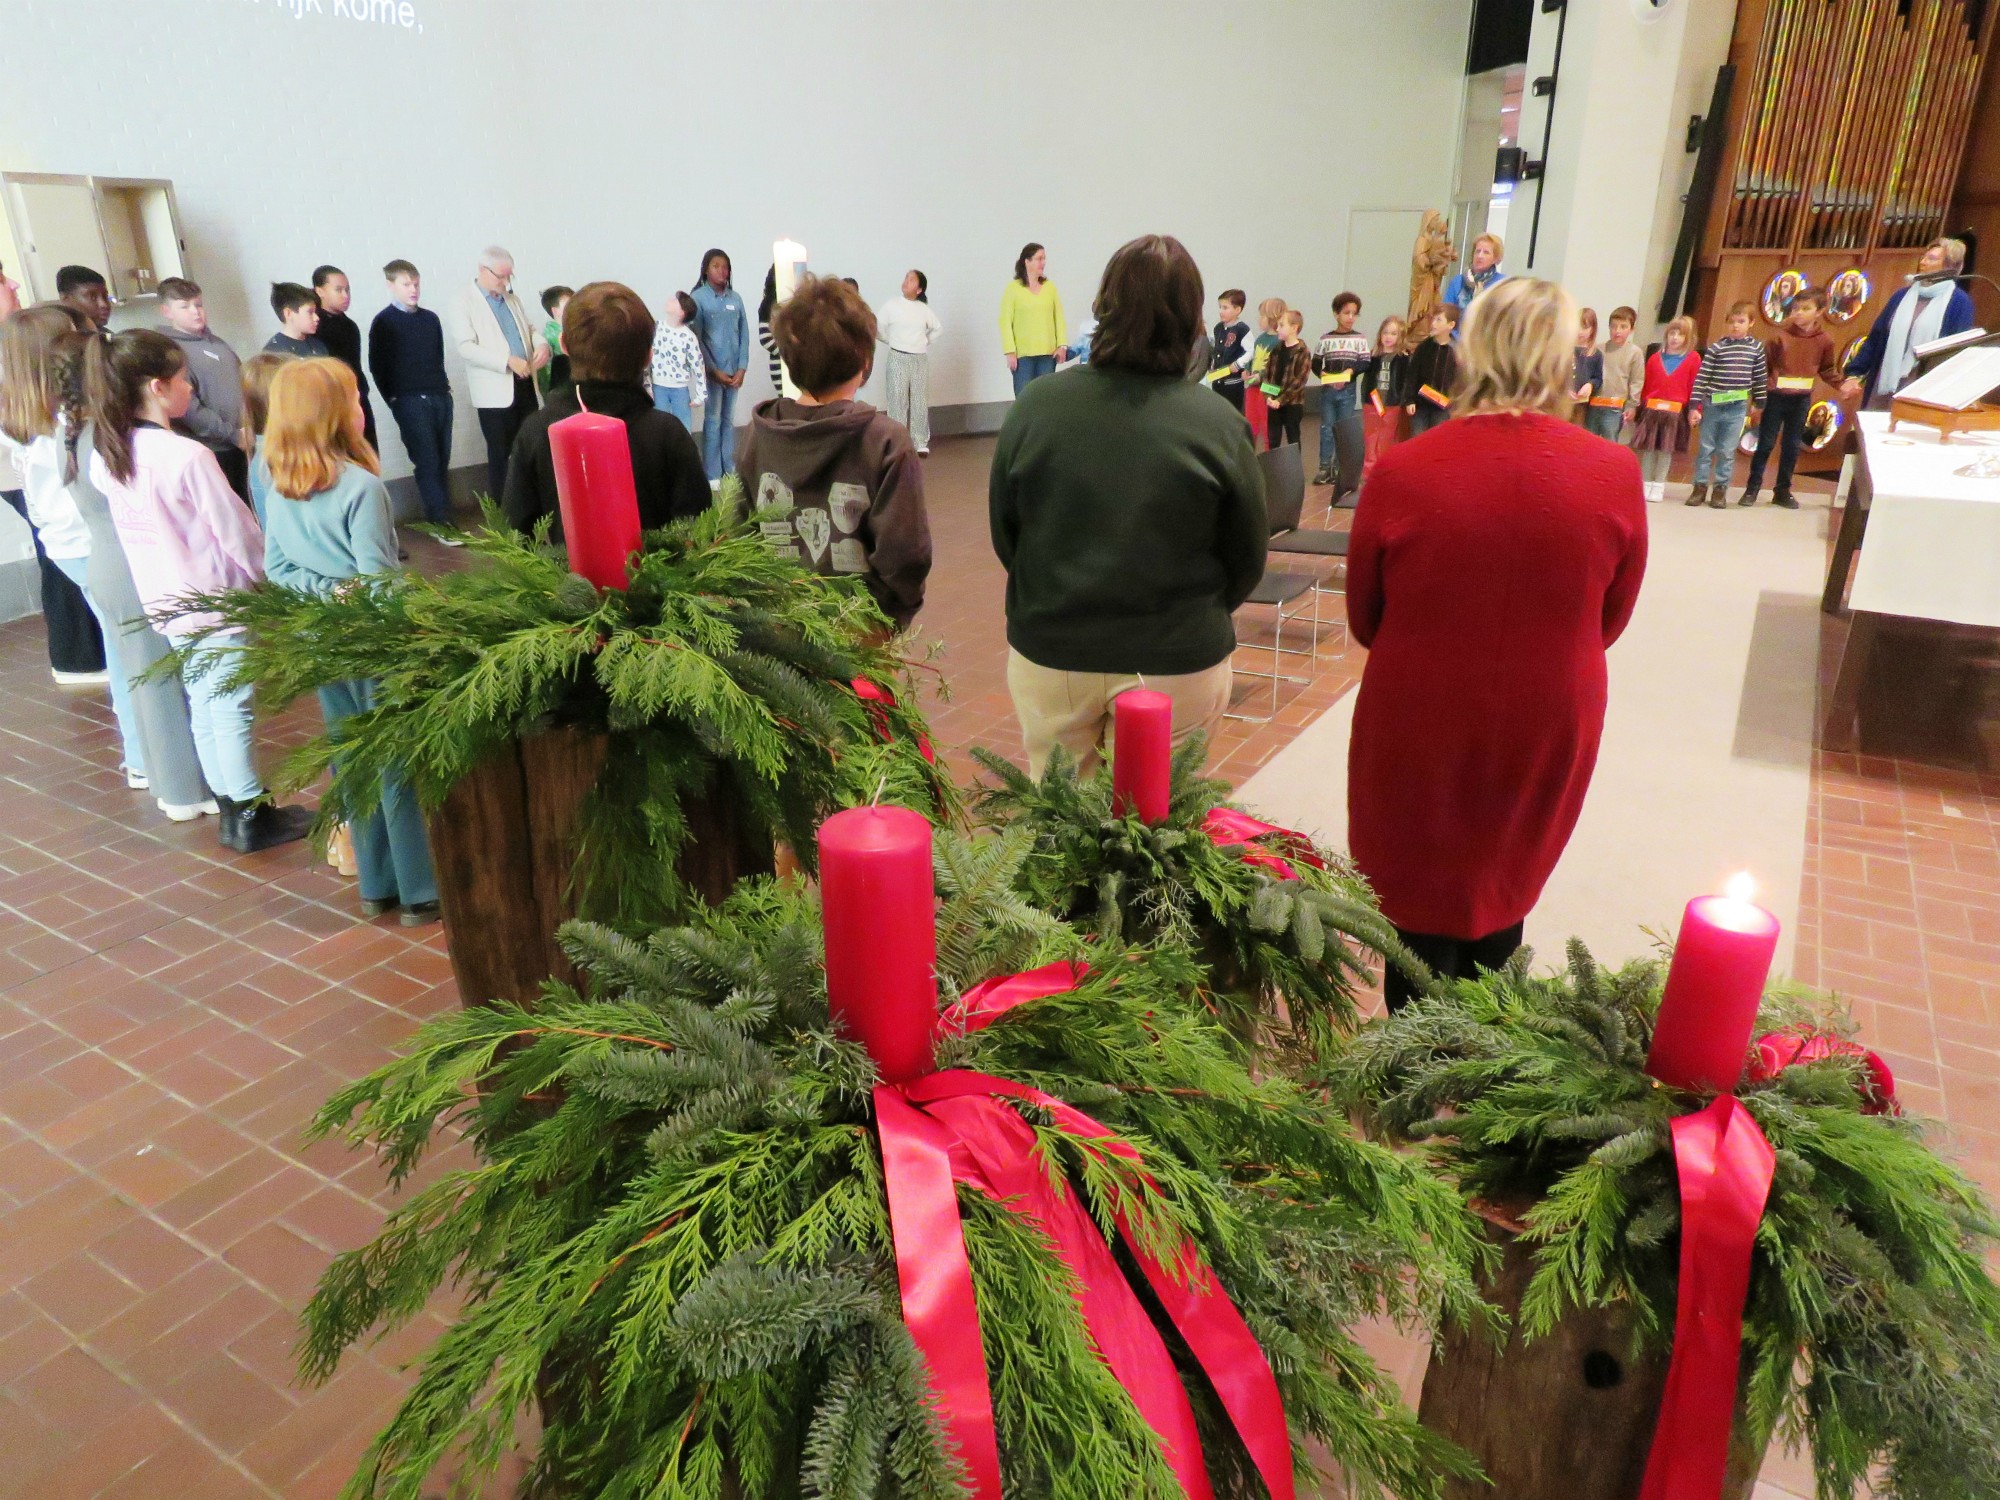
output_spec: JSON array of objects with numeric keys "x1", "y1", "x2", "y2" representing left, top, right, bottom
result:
[
  {"x1": 1742, "y1": 286, "x2": 1842, "y2": 509},
  {"x1": 737, "y1": 275, "x2": 933, "y2": 628}
]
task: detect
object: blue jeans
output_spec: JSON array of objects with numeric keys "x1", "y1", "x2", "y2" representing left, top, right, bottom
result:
[
  {"x1": 653, "y1": 384, "x2": 693, "y2": 427},
  {"x1": 318, "y1": 678, "x2": 437, "y2": 906},
  {"x1": 1583, "y1": 404, "x2": 1625, "y2": 442},
  {"x1": 1692, "y1": 401, "x2": 1750, "y2": 487},
  {"x1": 388, "y1": 392, "x2": 454, "y2": 525},
  {"x1": 1011, "y1": 354, "x2": 1057, "y2": 395},
  {"x1": 50, "y1": 553, "x2": 145, "y2": 773},
  {"x1": 1409, "y1": 404, "x2": 1450, "y2": 437},
  {"x1": 168, "y1": 630, "x2": 263, "y2": 802},
  {"x1": 703, "y1": 380, "x2": 739, "y2": 480}
]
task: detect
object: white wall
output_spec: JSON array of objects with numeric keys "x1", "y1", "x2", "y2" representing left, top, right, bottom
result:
[
  {"x1": 1517, "y1": 0, "x2": 1735, "y2": 333},
  {"x1": 0, "y1": 0, "x2": 1473, "y2": 501}
]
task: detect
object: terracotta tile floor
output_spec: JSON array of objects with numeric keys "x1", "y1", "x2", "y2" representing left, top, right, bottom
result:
[{"x1": 0, "y1": 431, "x2": 1992, "y2": 1497}]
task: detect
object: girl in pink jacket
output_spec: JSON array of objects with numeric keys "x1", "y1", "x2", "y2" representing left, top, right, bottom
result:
[{"x1": 86, "y1": 331, "x2": 310, "y2": 854}]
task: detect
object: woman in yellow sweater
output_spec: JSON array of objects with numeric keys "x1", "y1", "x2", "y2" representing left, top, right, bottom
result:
[{"x1": 999, "y1": 242, "x2": 1066, "y2": 395}]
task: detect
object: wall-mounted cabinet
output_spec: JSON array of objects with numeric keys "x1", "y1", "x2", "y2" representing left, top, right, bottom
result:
[{"x1": 0, "y1": 174, "x2": 187, "y2": 305}]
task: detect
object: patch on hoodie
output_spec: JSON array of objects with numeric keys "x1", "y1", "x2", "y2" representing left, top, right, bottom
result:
[
  {"x1": 794, "y1": 507, "x2": 831, "y2": 564},
  {"x1": 830, "y1": 538, "x2": 868, "y2": 574},
  {"x1": 828, "y1": 482, "x2": 869, "y2": 536},
  {"x1": 756, "y1": 473, "x2": 795, "y2": 513}
]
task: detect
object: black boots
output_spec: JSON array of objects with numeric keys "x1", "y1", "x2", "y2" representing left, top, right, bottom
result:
[
  {"x1": 1686, "y1": 483, "x2": 1709, "y2": 507},
  {"x1": 216, "y1": 795, "x2": 313, "y2": 853},
  {"x1": 1738, "y1": 488, "x2": 1760, "y2": 507},
  {"x1": 1771, "y1": 489, "x2": 1799, "y2": 509}
]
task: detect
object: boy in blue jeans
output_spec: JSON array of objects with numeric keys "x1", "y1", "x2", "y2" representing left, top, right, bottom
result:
[
  {"x1": 1686, "y1": 301, "x2": 1768, "y2": 509},
  {"x1": 1311, "y1": 291, "x2": 1370, "y2": 497}
]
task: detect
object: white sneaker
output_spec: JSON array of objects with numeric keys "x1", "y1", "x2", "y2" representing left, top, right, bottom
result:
[
  {"x1": 52, "y1": 668, "x2": 110, "y2": 685},
  {"x1": 916, "y1": 446, "x2": 931, "y2": 457},
  {"x1": 158, "y1": 797, "x2": 220, "y2": 822},
  {"x1": 1643, "y1": 481, "x2": 1667, "y2": 503},
  {"x1": 123, "y1": 766, "x2": 150, "y2": 790},
  {"x1": 435, "y1": 531, "x2": 467, "y2": 549}
]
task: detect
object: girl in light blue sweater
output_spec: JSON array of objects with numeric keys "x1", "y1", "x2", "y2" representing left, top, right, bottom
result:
[{"x1": 260, "y1": 358, "x2": 439, "y2": 925}]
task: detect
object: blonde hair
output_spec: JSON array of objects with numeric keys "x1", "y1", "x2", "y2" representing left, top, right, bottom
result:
[
  {"x1": 1455, "y1": 277, "x2": 1579, "y2": 418},
  {"x1": 239, "y1": 352, "x2": 290, "y2": 449},
  {"x1": 1280, "y1": 308, "x2": 1304, "y2": 330},
  {"x1": 1375, "y1": 315, "x2": 1405, "y2": 350},
  {"x1": 1663, "y1": 315, "x2": 1699, "y2": 353},
  {"x1": 1578, "y1": 306, "x2": 1598, "y2": 340},
  {"x1": 0, "y1": 304, "x2": 91, "y2": 444},
  {"x1": 1934, "y1": 237, "x2": 1968, "y2": 272},
  {"x1": 266, "y1": 357, "x2": 378, "y2": 500},
  {"x1": 1257, "y1": 297, "x2": 1286, "y2": 328},
  {"x1": 1473, "y1": 232, "x2": 1505, "y2": 261}
]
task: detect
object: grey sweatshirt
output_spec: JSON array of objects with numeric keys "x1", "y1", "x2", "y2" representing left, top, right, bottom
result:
[{"x1": 162, "y1": 326, "x2": 243, "y2": 453}]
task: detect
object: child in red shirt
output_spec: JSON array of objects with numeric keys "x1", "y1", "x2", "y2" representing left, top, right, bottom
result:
[{"x1": 1631, "y1": 315, "x2": 1701, "y2": 502}]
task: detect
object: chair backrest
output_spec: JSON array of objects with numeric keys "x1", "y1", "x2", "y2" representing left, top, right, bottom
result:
[{"x1": 1258, "y1": 441, "x2": 1306, "y2": 533}]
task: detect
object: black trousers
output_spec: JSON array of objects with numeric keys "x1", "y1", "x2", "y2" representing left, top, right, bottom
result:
[
  {"x1": 1267, "y1": 403, "x2": 1303, "y2": 448},
  {"x1": 1384, "y1": 920, "x2": 1526, "y2": 1012},
  {"x1": 4, "y1": 489, "x2": 104, "y2": 675},
  {"x1": 477, "y1": 374, "x2": 539, "y2": 504},
  {"x1": 1213, "y1": 380, "x2": 1245, "y2": 413},
  {"x1": 1744, "y1": 391, "x2": 1809, "y2": 497},
  {"x1": 212, "y1": 444, "x2": 250, "y2": 505}
]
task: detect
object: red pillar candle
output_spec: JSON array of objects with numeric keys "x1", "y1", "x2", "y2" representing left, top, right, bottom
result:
[
  {"x1": 818, "y1": 804, "x2": 938, "y2": 1084},
  {"x1": 1111, "y1": 689, "x2": 1173, "y2": 823},
  {"x1": 548, "y1": 411, "x2": 643, "y2": 591},
  {"x1": 1646, "y1": 874, "x2": 1783, "y2": 1093}
]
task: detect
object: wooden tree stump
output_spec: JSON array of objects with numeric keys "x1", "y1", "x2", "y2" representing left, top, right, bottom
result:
[
  {"x1": 427, "y1": 729, "x2": 774, "y2": 1009},
  {"x1": 1418, "y1": 1227, "x2": 1763, "y2": 1500}
]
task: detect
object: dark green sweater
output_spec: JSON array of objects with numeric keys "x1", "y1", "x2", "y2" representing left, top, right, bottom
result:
[{"x1": 990, "y1": 363, "x2": 1268, "y2": 675}]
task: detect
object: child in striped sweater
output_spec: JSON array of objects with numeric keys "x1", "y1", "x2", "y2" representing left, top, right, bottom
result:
[{"x1": 1686, "y1": 303, "x2": 1768, "y2": 509}]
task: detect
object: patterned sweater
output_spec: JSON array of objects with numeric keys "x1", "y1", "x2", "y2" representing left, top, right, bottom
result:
[
  {"x1": 1262, "y1": 340, "x2": 1313, "y2": 408},
  {"x1": 1690, "y1": 336, "x2": 1768, "y2": 412},
  {"x1": 1311, "y1": 330, "x2": 1372, "y2": 385}
]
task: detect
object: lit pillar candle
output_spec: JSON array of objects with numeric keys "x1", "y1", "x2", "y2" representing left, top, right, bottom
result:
[
  {"x1": 547, "y1": 411, "x2": 642, "y2": 591},
  {"x1": 1645, "y1": 873, "x2": 1783, "y2": 1093},
  {"x1": 1111, "y1": 689, "x2": 1173, "y2": 823},
  {"x1": 818, "y1": 804, "x2": 937, "y2": 1084},
  {"x1": 772, "y1": 238, "x2": 809, "y2": 399}
]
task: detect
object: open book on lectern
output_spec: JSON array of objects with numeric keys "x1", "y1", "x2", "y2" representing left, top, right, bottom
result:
[{"x1": 1896, "y1": 345, "x2": 2000, "y2": 411}]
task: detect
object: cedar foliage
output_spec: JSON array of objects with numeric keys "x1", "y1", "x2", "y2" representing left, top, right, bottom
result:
[
  {"x1": 1328, "y1": 940, "x2": 2000, "y2": 1500},
  {"x1": 300, "y1": 841, "x2": 1487, "y2": 1500},
  {"x1": 972, "y1": 737, "x2": 1411, "y2": 1066},
  {"x1": 166, "y1": 486, "x2": 953, "y2": 931}
]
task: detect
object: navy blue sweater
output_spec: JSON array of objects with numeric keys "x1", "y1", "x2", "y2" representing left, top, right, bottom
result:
[{"x1": 367, "y1": 304, "x2": 451, "y2": 400}]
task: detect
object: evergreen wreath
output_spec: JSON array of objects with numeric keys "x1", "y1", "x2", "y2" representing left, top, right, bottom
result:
[
  {"x1": 299, "y1": 839, "x2": 1487, "y2": 1500},
  {"x1": 1328, "y1": 940, "x2": 2000, "y2": 1500},
  {"x1": 971, "y1": 738, "x2": 1407, "y2": 1066},
  {"x1": 168, "y1": 487, "x2": 953, "y2": 931}
]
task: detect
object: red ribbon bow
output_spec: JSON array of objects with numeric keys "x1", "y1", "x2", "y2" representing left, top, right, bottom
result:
[
  {"x1": 1640, "y1": 1029, "x2": 1901, "y2": 1500},
  {"x1": 853, "y1": 676, "x2": 936, "y2": 765},
  {"x1": 874, "y1": 960, "x2": 1295, "y2": 1500},
  {"x1": 1200, "y1": 806, "x2": 1326, "y2": 882}
]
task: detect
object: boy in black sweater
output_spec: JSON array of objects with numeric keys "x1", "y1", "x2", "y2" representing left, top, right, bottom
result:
[
  {"x1": 265, "y1": 282, "x2": 330, "y2": 358},
  {"x1": 1406, "y1": 304, "x2": 1459, "y2": 436},
  {"x1": 311, "y1": 264, "x2": 376, "y2": 453},
  {"x1": 503, "y1": 281, "x2": 710, "y2": 543},
  {"x1": 368, "y1": 259, "x2": 457, "y2": 529}
]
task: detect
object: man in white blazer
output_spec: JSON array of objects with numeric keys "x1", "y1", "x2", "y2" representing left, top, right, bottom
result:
[{"x1": 451, "y1": 245, "x2": 548, "y2": 504}]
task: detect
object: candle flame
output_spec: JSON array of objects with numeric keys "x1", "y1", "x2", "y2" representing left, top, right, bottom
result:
[{"x1": 1724, "y1": 871, "x2": 1756, "y2": 904}]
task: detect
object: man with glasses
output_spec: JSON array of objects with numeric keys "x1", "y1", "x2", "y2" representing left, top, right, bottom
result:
[{"x1": 450, "y1": 245, "x2": 548, "y2": 504}]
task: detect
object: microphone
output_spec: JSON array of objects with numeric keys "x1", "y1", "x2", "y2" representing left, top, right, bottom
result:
[{"x1": 1907, "y1": 269, "x2": 1963, "y2": 284}]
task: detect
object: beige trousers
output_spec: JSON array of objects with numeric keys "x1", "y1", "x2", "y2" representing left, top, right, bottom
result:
[{"x1": 1006, "y1": 649, "x2": 1234, "y2": 779}]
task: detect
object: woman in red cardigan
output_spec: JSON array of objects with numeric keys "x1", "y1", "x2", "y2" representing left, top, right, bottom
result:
[{"x1": 1346, "y1": 277, "x2": 1649, "y2": 1009}]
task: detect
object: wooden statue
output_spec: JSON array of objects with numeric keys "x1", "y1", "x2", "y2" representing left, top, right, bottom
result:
[{"x1": 1409, "y1": 211, "x2": 1456, "y2": 334}]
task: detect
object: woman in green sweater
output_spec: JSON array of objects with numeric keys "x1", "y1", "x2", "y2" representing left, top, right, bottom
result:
[
  {"x1": 261, "y1": 358, "x2": 439, "y2": 925},
  {"x1": 990, "y1": 234, "x2": 1267, "y2": 776},
  {"x1": 998, "y1": 242, "x2": 1067, "y2": 395}
]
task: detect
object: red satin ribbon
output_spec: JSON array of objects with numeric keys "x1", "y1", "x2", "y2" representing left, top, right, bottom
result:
[
  {"x1": 852, "y1": 676, "x2": 936, "y2": 764},
  {"x1": 1638, "y1": 1095, "x2": 1777, "y2": 1500},
  {"x1": 1748, "y1": 1028, "x2": 1898, "y2": 1114},
  {"x1": 1200, "y1": 806, "x2": 1326, "y2": 882},
  {"x1": 875, "y1": 963, "x2": 1295, "y2": 1500}
]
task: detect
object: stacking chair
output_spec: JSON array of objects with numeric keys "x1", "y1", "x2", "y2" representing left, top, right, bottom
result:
[{"x1": 1228, "y1": 443, "x2": 1336, "y2": 722}]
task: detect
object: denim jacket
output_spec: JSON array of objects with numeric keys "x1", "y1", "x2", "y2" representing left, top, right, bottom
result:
[{"x1": 692, "y1": 283, "x2": 750, "y2": 376}]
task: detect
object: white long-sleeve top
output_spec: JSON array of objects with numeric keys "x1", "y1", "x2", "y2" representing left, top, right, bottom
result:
[
  {"x1": 91, "y1": 425, "x2": 263, "y2": 635},
  {"x1": 877, "y1": 297, "x2": 943, "y2": 356},
  {"x1": 23, "y1": 428, "x2": 91, "y2": 562}
]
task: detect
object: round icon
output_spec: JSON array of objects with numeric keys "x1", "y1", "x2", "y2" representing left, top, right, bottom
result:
[
  {"x1": 1826, "y1": 269, "x2": 1871, "y2": 324},
  {"x1": 1805, "y1": 400, "x2": 1845, "y2": 450},
  {"x1": 1762, "y1": 269, "x2": 1807, "y2": 325}
]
